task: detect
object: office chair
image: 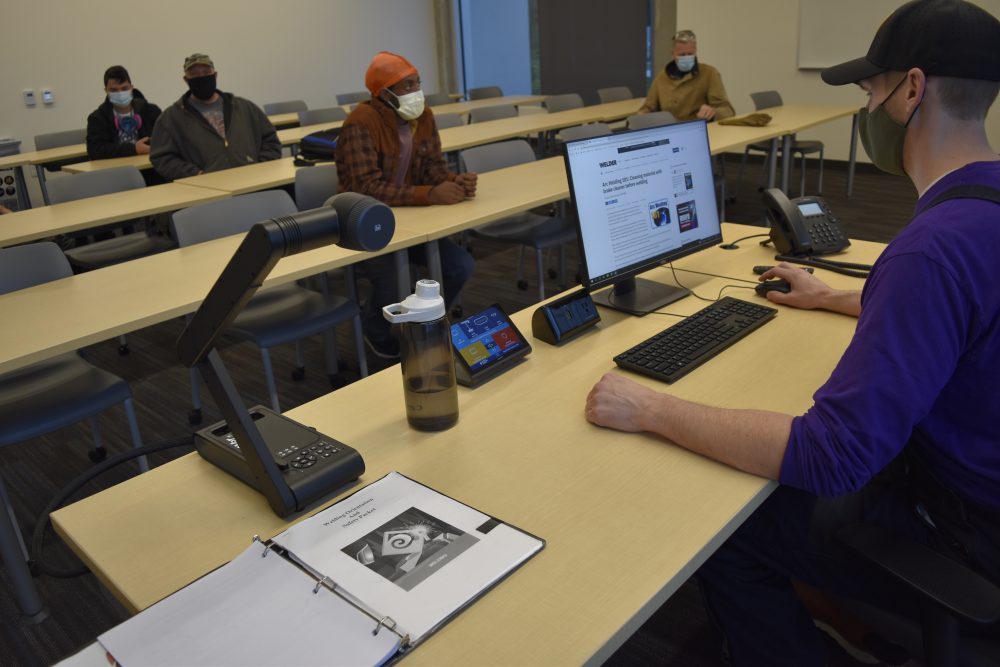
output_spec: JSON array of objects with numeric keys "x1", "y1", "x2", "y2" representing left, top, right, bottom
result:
[
  {"x1": 297, "y1": 107, "x2": 347, "y2": 126},
  {"x1": 467, "y1": 85, "x2": 503, "y2": 101},
  {"x1": 469, "y1": 104, "x2": 518, "y2": 124},
  {"x1": 544, "y1": 94, "x2": 585, "y2": 113},
  {"x1": 836, "y1": 523, "x2": 1000, "y2": 667},
  {"x1": 735, "y1": 90, "x2": 825, "y2": 198},
  {"x1": 459, "y1": 140, "x2": 576, "y2": 301},
  {"x1": 0, "y1": 242, "x2": 146, "y2": 620},
  {"x1": 263, "y1": 100, "x2": 307, "y2": 116},
  {"x1": 558, "y1": 123, "x2": 613, "y2": 142},
  {"x1": 336, "y1": 91, "x2": 370, "y2": 106},
  {"x1": 172, "y1": 190, "x2": 367, "y2": 421},
  {"x1": 597, "y1": 86, "x2": 634, "y2": 103},
  {"x1": 433, "y1": 112, "x2": 464, "y2": 130},
  {"x1": 47, "y1": 166, "x2": 177, "y2": 273},
  {"x1": 626, "y1": 111, "x2": 677, "y2": 130},
  {"x1": 33, "y1": 128, "x2": 88, "y2": 204},
  {"x1": 424, "y1": 92, "x2": 454, "y2": 107}
]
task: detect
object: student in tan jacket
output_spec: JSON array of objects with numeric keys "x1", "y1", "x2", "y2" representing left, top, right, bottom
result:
[{"x1": 639, "y1": 29, "x2": 735, "y2": 121}]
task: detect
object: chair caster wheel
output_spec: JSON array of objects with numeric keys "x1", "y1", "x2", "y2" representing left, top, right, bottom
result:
[
  {"x1": 328, "y1": 374, "x2": 348, "y2": 389},
  {"x1": 118, "y1": 344, "x2": 130, "y2": 355},
  {"x1": 517, "y1": 280, "x2": 528, "y2": 291},
  {"x1": 188, "y1": 409, "x2": 202, "y2": 425},
  {"x1": 88, "y1": 447, "x2": 108, "y2": 463},
  {"x1": 291, "y1": 367, "x2": 305, "y2": 381}
]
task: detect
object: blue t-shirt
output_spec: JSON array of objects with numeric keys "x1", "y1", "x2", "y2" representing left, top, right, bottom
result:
[{"x1": 780, "y1": 160, "x2": 1000, "y2": 509}]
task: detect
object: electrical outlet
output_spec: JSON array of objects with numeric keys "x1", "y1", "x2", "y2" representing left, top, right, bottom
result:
[
  {"x1": 23, "y1": 89, "x2": 36, "y2": 107},
  {"x1": 41, "y1": 88, "x2": 54, "y2": 105}
]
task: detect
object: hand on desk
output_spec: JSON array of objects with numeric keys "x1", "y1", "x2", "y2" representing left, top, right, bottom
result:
[
  {"x1": 135, "y1": 137, "x2": 151, "y2": 155},
  {"x1": 429, "y1": 181, "x2": 467, "y2": 205},
  {"x1": 696, "y1": 104, "x2": 717, "y2": 121},
  {"x1": 455, "y1": 172, "x2": 477, "y2": 199},
  {"x1": 760, "y1": 263, "x2": 862, "y2": 317},
  {"x1": 585, "y1": 372, "x2": 658, "y2": 433}
]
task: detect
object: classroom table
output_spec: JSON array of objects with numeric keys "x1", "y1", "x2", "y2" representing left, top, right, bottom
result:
[
  {"x1": 428, "y1": 94, "x2": 547, "y2": 116},
  {"x1": 0, "y1": 182, "x2": 230, "y2": 248},
  {"x1": 0, "y1": 143, "x2": 89, "y2": 207},
  {"x1": 49, "y1": 225, "x2": 882, "y2": 664}
]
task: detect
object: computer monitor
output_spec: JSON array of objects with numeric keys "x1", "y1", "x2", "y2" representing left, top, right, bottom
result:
[{"x1": 563, "y1": 119, "x2": 722, "y2": 314}]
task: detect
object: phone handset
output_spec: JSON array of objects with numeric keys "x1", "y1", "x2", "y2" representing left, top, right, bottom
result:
[{"x1": 764, "y1": 188, "x2": 813, "y2": 254}]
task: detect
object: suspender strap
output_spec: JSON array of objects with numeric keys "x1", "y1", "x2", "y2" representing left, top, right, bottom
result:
[{"x1": 919, "y1": 185, "x2": 1000, "y2": 214}]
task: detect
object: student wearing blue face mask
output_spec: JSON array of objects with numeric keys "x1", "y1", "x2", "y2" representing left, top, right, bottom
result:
[
  {"x1": 638, "y1": 29, "x2": 734, "y2": 121},
  {"x1": 86, "y1": 65, "x2": 162, "y2": 160}
]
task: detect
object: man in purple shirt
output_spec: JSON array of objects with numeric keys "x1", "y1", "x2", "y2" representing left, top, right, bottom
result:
[{"x1": 584, "y1": 1, "x2": 1000, "y2": 664}]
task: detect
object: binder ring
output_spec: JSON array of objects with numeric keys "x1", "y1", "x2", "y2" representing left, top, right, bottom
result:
[
  {"x1": 313, "y1": 575, "x2": 332, "y2": 594},
  {"x1": 260, "y1": 542, "x2": 277, "y2": 558},
  {"x1": 372, "y1": 616, "x2": 394, "y2": 636}
]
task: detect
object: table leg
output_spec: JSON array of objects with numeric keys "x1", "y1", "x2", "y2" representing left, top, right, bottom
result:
[
  {"x1": 394, "y1": 249, "x2": 411, "y2": 300},
  {"x1": 847, "y1": 112, "x2": 859, "y2": 198},
  {"x1": 425, "y1": 240, "x2": 443, "y2": 285},
  {"x1": 766, "y1": 138, "x2": 779, "y2": 189},
  {"x1": 781, "y1": 134, "x2": 793, "y2": 193},
  {"x1": 0, "y1": 478, "x2": 47, "y2": 623},
  {"x1": 13, "y1": 165, "x2": 32, "y2": 210},
  {"x1": 35, "y1": 165, "x2": 51, "y2": 206}
]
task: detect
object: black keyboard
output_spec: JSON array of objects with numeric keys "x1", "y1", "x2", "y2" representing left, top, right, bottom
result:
[{"x1": 614, "y1": 297, "x2": 777, "y2": 384}]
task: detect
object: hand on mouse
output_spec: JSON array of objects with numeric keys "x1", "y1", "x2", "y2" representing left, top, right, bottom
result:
[{"x1": 759, "y1": 263, "x2": 862, "y2": 316}]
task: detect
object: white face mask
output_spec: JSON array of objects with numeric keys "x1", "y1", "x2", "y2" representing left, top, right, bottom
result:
[
  {"x1": 676, "y1": 55, "x2": 696, "y2": 73},
  {"x1": 386, "y1": 89, "x2": 425, "y2": 121}
]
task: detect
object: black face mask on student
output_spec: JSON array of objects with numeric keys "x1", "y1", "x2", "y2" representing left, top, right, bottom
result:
[{"x1": 186, "y1": 74, "x2": 218, "y2": 101}]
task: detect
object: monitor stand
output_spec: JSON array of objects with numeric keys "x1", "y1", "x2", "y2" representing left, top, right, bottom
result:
[{"x1": 591, "y1": 276, "x2": 689, "y2": 316}]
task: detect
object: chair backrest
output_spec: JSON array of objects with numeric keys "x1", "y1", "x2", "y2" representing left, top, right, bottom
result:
[
  {"x1": 559, "y1": 123, "x2": 612, "y2": 142},
  {"x1": 0, "y1": 242, "x2": 73, "y2": 295},
  {"x1": 171, "y1": 190, "x2": 298, "y2": 246},
  {"x1": 460, "y1": 140, "x2": 536, "y2": 174},
  {"x1": 433, "y1": 112, "x2": 464, "y2": 130},
  {"x1": 544, "y1": 94, "x2": 584, "y2": 113},
  {"x1": 597, "y1": 86, "x2": 634, "y2": 103},
  {"x1": 750, "y1": 90, "x2": 783, "y2": 111},
  {"x1": 263, "y1": 100, "x2": 307, "y2": 115},
  {"x1": 294, "y1": 164, "x2": 340, "y2": 212},
  {"x1": 424, "y1": 92, "x2": 454, "y2": 107},
  {"x1": 46, "y1": 166, "x2": 146, "y2": 204},
  {"x1": 34, "y1": 129, "x2": 86, "y2": 151},
  {"x1": 467, "y1": 86, "x2": 503, "y2": 100},
  {"x1": 626, "y1": 111, "x2": 677, "y2": 130},
  {"x1": 469, "y1": 104, "x2": 518, "y2": 124},
  {"x1": 336, "y1": 91, "x2": 370, "y2": 105},
  {"x1": 297, "y1": 107, "x2": 348, "y2": 126}
]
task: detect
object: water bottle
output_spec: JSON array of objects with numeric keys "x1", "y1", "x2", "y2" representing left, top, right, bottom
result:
[{"x1": 383, "y1": 280, "x2": 459, "y2": 431}]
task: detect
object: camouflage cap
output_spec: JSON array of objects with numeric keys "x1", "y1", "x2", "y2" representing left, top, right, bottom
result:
[{"x1": 183, "y1": 53, "x2": 215, "y2": 73}]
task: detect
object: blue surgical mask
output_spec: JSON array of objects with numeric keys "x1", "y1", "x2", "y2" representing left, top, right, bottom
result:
[
  {"x1": 676, "y1": 55, "x2": 696, "y2": 73},
  {"x1": 108, "y1": 90, "x2": 133, "y2": 107}
]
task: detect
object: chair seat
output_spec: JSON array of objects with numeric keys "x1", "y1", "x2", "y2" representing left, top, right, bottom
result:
[
  {"x1": 471, "y1": 213, "x2": 576, "y2": 250},
  {"x1": 64, "y1": 233, "x2": 176, "y2": 271},
  {"x1": 229, "y1": 284, "x2": 360, "y2": 349},
  {"x1": 0, "y1": 353, "x2": 131, "y2": 446}
]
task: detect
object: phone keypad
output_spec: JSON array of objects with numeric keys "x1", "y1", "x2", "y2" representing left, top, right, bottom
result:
[{"x1": 810, "y1": 219, "x2": 843, "y2": 247}]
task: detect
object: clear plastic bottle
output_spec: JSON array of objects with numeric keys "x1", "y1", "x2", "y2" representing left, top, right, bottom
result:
[{"x1": 383, "y1": 280, "x2": 459, "y2": 431}]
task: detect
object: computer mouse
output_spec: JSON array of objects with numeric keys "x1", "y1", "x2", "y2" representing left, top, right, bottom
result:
[{"x1": 755, "y1": 279, "x2": 792, "y2": 296}]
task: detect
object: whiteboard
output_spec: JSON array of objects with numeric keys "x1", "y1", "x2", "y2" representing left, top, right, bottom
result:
[
  {"x1": 797, "y1": 0, "x2": 898, "y2": 69},
  {"x1": 798, "y1": 0, "x2": 1000, "y2": 70}
]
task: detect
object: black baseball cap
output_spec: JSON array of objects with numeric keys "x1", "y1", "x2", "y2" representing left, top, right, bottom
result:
[{"x1": 822, "y1": 0, "x2": 1000, "y2": 85}]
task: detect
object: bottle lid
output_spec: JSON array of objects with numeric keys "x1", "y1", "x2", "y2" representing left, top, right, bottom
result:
[{"x1": 383, "y1": 279, "x2": 446, "y2": 323}]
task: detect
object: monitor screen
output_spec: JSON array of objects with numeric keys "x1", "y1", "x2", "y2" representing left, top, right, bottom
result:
[{"x1": 563, "y1": 119, "x2": 722, "y2": 314}]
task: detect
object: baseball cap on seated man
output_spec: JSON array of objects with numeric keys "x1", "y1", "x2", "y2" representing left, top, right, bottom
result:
[
  {"x1": 365, "y1": 51, "x2": 418, "y2": 96},
  {"x1": 183, "y1": 53, "x2": 215, "y2": 73},
  {"x1": 821, "y1": 0, "x2": 1000, "y2": 85}
]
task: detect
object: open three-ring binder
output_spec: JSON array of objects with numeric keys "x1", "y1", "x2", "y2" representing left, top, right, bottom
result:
[{"x1": 94, "y1": 472, "x2": 545, "y2": 666}]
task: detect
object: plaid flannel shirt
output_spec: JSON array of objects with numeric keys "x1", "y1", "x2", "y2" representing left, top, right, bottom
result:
[{"x1": 334, "y1": 98, "x2": 456, "y2": 206}]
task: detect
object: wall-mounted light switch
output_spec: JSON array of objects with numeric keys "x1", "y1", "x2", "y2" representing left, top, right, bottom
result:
[
  {"x1": 23, "y1": 89, "x2": 36, "y2": 107},
  {"x1": 41, "y1": 88, "x2": 54, "y2": 105}
]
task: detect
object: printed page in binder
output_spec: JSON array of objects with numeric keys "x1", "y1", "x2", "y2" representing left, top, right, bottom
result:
[
  {"x1": 272, "y1": 471, "x2": 544, "y2": 643},
  {"x1": 97, "y1": 542, "x2": 402, "y2": 667}
]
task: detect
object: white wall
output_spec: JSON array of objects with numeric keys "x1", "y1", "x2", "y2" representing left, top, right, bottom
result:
[
  {"x1": 0, "y1": 0, "x2": 439, "y2": 152},
  {"x1": 677, "y1": 0, "x2": 1000, "y2": 162}
]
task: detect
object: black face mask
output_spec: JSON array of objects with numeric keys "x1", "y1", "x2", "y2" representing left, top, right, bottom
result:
[{"x1": 186, "y1": 74, "x2": 218, "y2": 101}]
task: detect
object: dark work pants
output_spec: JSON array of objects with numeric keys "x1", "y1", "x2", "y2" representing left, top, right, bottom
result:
[
  {"x1": 359, "y1": 237, "x2": 474, "y2": 337},
  {"x1": 697, "y1": 459, "x2": 1000, "y2": 666}
]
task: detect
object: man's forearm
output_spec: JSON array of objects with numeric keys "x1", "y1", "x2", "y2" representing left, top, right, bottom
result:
[
  {"x1": 821, "y1": 289, "x2": 862, "y2": 317},
  {"x1": 639, "y1": 393, "x2": 791, "y2": 479}
]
